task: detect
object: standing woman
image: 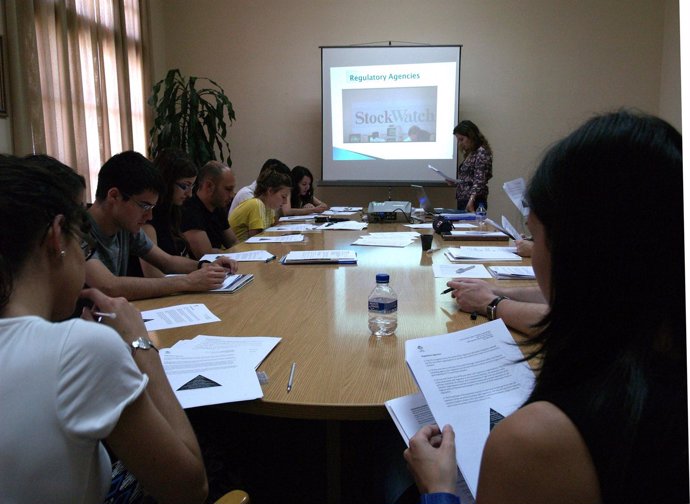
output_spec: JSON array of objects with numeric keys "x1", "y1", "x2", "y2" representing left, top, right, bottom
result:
[
  {"x1": 0, "y1": 158, "x2": 207, "y2": 503},
  {"x1": 229, "y1": 168, "x2": 292, "y2": 241},
  {"x1": 136, "y1": 148, "x2": 198, "y2": 277},
  {"x1": 404, "y1": 111, "x2": 687, "y2": 503},
  {"x1": 452, "y1": 120, "x2": 492, "y2": 212},
  {"x1": 281, "y1": 165, "x2": 329, "y2": 216}
]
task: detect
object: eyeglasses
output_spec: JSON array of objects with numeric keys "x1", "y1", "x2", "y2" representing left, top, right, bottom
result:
[
  {"x1": 175, "y1": 181, "x2": 194, "y2": 192},
  {"x1": 122, "y1": 192, "x2": 156, "y2": 212}
]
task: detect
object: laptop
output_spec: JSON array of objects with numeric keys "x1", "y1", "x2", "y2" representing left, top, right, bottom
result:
[{"x1": 411, "y1": 185, "x2": 475, "y2": 218}]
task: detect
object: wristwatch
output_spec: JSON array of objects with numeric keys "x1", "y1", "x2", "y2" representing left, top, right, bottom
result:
[
  {"x1": 487, "y1": 296, "x2": 509, "y2": 321},
  {"x1": 131, "y1": 336, "x2": 158, "y2": 356}
]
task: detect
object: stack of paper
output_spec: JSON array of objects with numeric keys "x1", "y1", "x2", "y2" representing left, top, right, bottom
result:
[
  {"x1": 200, "y1": 250, "x2": 276, "y2": 262},
  {"x1": 318, "y1": 220, "x2": 368, "y2": 231},
  {"x1": 142, "y1": 303, "x2": 220, "y2": 331},
  {"x1": 443, "y1": 230, "x2": 509, "y2": 241},
  {"x1": 389, "y1": 320, "x2": 535, "y2": 499},
  {"x1": 444, "y1": 246, "x2": 521, "y2": 262},
  {"x1": 160, "y1": 335, "x2": 281, "y2": 409},
  {"x1": 352, "y1": 231, "x2": 419, "y2": 247},
  {"x1": 278, "y1": 214, "x2": 319, "y2": 222},
  {"x1": 209, "y1": 273, "x2": 254, "y2": 293},
  {"x1": 323, "y1": 206, "x2": 362, "y2": 216},
  {"x1": 245, "y1": 234, "x2": 305, "y2": 243},
  {"x1": 432, "y1": 263, "x2": 492, "y2": 278},
  {"x1": 281, "y1": 250, "x2": 357, "y2": 264},
  {"x1": 265, "y1": 223, "x2": 320, "y2": 232},
  {"x1": 488, "y1": 266, "x2": 535, "y2": 280}
]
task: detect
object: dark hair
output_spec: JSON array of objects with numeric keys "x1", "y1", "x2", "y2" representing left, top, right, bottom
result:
[
  {"x1": 95, "y1": 151, "x2": 164, "y2": 201},
  {"x1": 290, "y1": 166, "x2": 315, "y2": 208},
  {"x1": 0, "y1": 156, "x2": 88, "y2": 311},
  {"x1": 453, "y1": 120, "x2": 492, "y2": 155},
  {"x1": 525, "y1": 110, "x2": 684, "y2": 451},
  {"x1": 24, "y1": 154, "x2": 86, "y2": 203},
  {"x1": 254, "y1": 168, "x2": 291, "y2": 197},
  {"x1": 259, "y1": 158, "x2": 290, "y2": 177},
  {"x1": 151, "y1": 148, "x2": 198, "y2": 252}
]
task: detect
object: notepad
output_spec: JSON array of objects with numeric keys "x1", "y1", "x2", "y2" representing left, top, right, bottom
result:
[
  {"x1": 444, "y1": 246, "x2": 522, "y2": 262},
  {"x1": 209, "y1": 273, "x2": 254, "y2": 293},
  {"x1": 281, "y1": 250, "x2": 357, "y2": 264},
  {"x1": 487, "y1": 266, "x2": 535, "y2": 279}
]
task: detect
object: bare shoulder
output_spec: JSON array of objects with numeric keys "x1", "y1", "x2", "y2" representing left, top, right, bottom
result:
[{"x1": 476, "y1": 401, "x2": 601, "y2": 504}]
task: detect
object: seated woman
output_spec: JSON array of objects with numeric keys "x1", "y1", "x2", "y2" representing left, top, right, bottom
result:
[
  {"x1": 281, "y1": 165, "x2": 329, "y2": 216},
  {"x1": 404, "y1": 111, "x2": 687, "y2": 503},
  {"x1": 0, "y1": 157, "x2": 207, "y2": 503},
  {"x1": 229, "y1": 168, "x2": 292, "y2": 241},
  {"x1": 137, "y1": 148, "x2": 198, "y2": 277}
]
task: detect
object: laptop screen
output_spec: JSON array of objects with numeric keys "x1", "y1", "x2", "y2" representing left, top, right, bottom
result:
[{"x1": 411, "y1": 184, "x2": 434, "y2": 213}]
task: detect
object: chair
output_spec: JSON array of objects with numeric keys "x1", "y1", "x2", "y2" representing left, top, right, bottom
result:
[{"x1": 214, "y1": 490, "x2": 250, "y2": 504}]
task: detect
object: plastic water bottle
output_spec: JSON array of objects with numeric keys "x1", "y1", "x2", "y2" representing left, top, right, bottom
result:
[
  {"x1": 368, "y1": 273, "x2": 398, "y2": 336},
  {"x1": 476, "y1": 203, "x2": 487, "y2": 229}
]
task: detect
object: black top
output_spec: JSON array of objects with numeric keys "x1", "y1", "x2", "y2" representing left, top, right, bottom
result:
[
  {"x1": 126, "y1": 208, "x2": 188, "y2": 277},
  {"x1": 180, "y1": 195, "x2": 230, "y2": 259},
  {"x1": 528, "y1": 354, "x2": 688, "y2": 503}
]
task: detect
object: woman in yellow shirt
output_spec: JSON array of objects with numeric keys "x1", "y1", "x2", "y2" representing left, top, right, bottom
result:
[{"x1": 229, "y1": 168, "x2": 292, "y2": 241}]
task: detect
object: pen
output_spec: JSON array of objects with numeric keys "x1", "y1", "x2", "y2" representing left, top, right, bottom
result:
[
  {"x1": 441, "y1": 287, "x2": 453, "y2": 295},
  {"x1": 426, "y1": 248, "x2": 440, "y2": 255},
  {"x1": 93, "y1": 311, "x2": 117, "y2": 323},
  {"x1": 470, "y1": 311, "x2": 478, "y2": 320},
  {"x1": 287, "y1": 362, "x2": 296, "y2": 393}
]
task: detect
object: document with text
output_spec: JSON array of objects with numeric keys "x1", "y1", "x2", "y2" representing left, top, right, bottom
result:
[
  {"x1": 405, "y1": 320, "x2": 535, "y2": 497},
  {"x1": 142, "y1": 304, "x2": 220, "y2": 331}
]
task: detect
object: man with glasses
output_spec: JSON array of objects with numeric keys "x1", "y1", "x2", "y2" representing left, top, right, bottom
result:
[
  {"x1": 86, "y1": 151, "x2": 238, "y2": 301},
  {"x1": 181, "y1": 160, "x2": 238, "y2": 259}
]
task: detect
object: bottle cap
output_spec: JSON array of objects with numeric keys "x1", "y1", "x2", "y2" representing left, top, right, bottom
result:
[{"x1": 376, "y1": 273, "x2": 390, "y2": 283}]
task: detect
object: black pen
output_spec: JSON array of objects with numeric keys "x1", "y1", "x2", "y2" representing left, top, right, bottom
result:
[
  {"x1": 441, "y1": 287, "x2": 453, "y2": 295},
  {"x1": 470, "y1": 311, "x2": 478, "y2": 320}
]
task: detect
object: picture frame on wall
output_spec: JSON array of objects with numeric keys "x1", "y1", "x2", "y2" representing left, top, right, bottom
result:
[{"x1": 0, "y1": 36, "x2": 7, "y2": 118}]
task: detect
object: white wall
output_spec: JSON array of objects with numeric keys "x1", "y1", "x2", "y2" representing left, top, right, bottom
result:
[{"x1": 149, "y1": 0, "x2": 680, "y2": 223}]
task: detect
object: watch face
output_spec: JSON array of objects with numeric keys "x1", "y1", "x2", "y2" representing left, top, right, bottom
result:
[{"x1": 133, "y1": 337, "x2": 151, "y2": 349}]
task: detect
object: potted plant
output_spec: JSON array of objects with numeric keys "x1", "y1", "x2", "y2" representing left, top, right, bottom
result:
[{"x1": 148, "y1": 69, "x2": 236, "y2": 167}]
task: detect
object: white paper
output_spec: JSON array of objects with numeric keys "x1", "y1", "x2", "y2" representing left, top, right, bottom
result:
[
  {"x1": 245, "y1": 234, "x2": 305, "y2": 243},
  {"x1": 318, "y1": 221, "x2": 368, "y2": 231},
  {"x1": 283, "y1": 250, "x2": 357, "y2": 263},
  {"x1": 161, "y1": 349, "x2": 262, "y2": 408},
  {"x1": 428, "y1": 164, "x2": 460, "y2": 183},
  {"x1": 445, "y1": 246, "x2": 522, "y2": 262},
  {"x1": 432, "y1": 263, "x2": 492, "y2": 278},
  {"x1": 488, "y1": 266, "x2": 535, "y2": 280},
  {"x1": 452, "y1": 223, "x2": 478, "y2": 229},
  {"x1": 352, "y1": 236, "x2": 415, "y2": 247},
  {"x1": 208, "y1": 273, "x2": 254, "y2": 293},
  {"x1": 278, "y1": 215, "x2": 318, "y2": 221},
  {"x1": 385, "y1": 393, "x2": 477, "y2": 504},
  {"x1": 265, "y1": 223, "x2": 320, "y2": 232},
  {"x1": 448, "y1": 231, "x2": 508, "y2": 239},
  {"x1": 501, "y1": 216, "x2": 522, "y2": 241},
  {"x1": 142, "y1": 304, "x2": 220, "y2": 331},
  {"x1": 405, "y1": 320, "x2": 535, "y2": 497},
  {"x1": 171, "y1": 335, "x2": 281, "y2": 369},
  {"x1": 367, "y1": 231, "x2": 421, "y2": 238},
  {"x1": 404, "y1": 223, "x2": 434, "y2": 229},
  {"x1": 200, "y1": 250, "x2": 275, "y2": 262},
  {"x1": 327, "y1": 206, "x2": 363, "y2": 212},
  {"x1": 502, "y1": 178, "x2": 529, "y2": 217}
]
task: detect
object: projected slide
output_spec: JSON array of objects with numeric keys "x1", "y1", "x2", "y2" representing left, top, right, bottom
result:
[
  {"x1": 330, "y1": 62, "x2": 456, "y2": 162},
  {"x1": 321, "y1": 45, "x2": 461, "y2": 183}
]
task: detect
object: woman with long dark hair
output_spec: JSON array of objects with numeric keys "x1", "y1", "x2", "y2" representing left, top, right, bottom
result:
[
  {"x1": 281, "y1": 165, "x2": 328, "y2": 216},
  {"x1": 405, "y1": 111, "x2": 687, "y2": 504},
  {"x1": 452, "y1": 120, "x2": 492, "y2": 212}
]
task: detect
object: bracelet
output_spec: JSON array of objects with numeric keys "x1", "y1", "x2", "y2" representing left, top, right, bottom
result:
[{"x1": 197, "y1": 259, "x2": 212, "y2": 269}]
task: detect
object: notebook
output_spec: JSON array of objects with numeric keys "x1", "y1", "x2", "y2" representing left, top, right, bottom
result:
[{"x1": 411, "y1": 184, "x2": 472, "y2": 217}]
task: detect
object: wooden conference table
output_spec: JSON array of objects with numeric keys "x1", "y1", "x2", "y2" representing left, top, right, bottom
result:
[{"x1": 135, "y1": 219, "x2": 536, "y2": 422}]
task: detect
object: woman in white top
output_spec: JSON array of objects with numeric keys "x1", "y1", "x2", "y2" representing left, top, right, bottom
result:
[{"x1": 0, "y1": 156, "x2": 207, "y2": 504}]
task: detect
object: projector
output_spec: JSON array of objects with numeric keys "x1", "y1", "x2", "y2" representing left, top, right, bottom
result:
[{"x1": 367, "y1": 201, "x2": 412, "y2": 222}]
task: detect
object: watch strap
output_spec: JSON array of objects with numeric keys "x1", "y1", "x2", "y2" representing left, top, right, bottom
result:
[{"x1": 487, "y1": 296, "x2": 509, "y2": 321}]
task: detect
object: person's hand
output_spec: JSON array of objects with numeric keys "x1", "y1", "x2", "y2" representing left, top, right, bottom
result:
[
  {"x1": 515, "y1": 239, "x2": 533, "y2": 258},
  {"x1": 212, "y1": 256, "x2": 239, "y2": 274},
  {"x1": 465, "y1": 200, "x2": 476, "y2": 212},
  {"x1": 79, "y1": 288, "x2": 147, "y2": 345},
  {"x1": 186, "y1": 264, "x2": 232, "y2": 291},
  {"x1": 447, "y1": 278, "x2": 496, "y2": 314},
  {"x1": 445, "y1": 180, "x2": 455, "y2": 187},
  {"x1": 404, "y1": 424, "x2": 458, "y2": 494},
  {"x1": 314, "y1": 203, "x2": 328, "y2": 213},
  {"x1": 303, "y1": 203, "x2": 315, "y2": 209}
]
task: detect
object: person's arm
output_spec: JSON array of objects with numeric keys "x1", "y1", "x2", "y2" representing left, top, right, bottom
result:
[
  {"x1": 81, "y1": 289, "x2": 208, "y2": 504},
  {"x1": 139, "y1": 224, "x2": 165, "y2": 278},
  {"x1": 312, "y1": 196, "x2": 329, "y2": 211},
  {"x1": 281, "y1": 200, "x2": 325, "y2": 216},
  {"x1": 183, "y1": 229, "x2": 224, "y2": 260},
  {"x1": 446, "y1": 279, "x2": 547, "y2": 337},
  {"x1": 475, "y1": 402, "x2": 601, "y2": 504},
  {"x1": 84, "y1": 255, "x2": 231, "y2": 301},
  {"x1": 467, "y1": 149, "x2": 492, "y2": 212},
  {"x1": 515, "y1": 239, "x2": 533, "y2": 258}
]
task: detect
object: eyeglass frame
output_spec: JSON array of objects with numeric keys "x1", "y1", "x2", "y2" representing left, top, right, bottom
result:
[
  {"x1": 121, "y1": 191, "x2": 156, "y2": 212},
  {"x1": 174, "y1": 181, "x2": 194, "y2": 192}
]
